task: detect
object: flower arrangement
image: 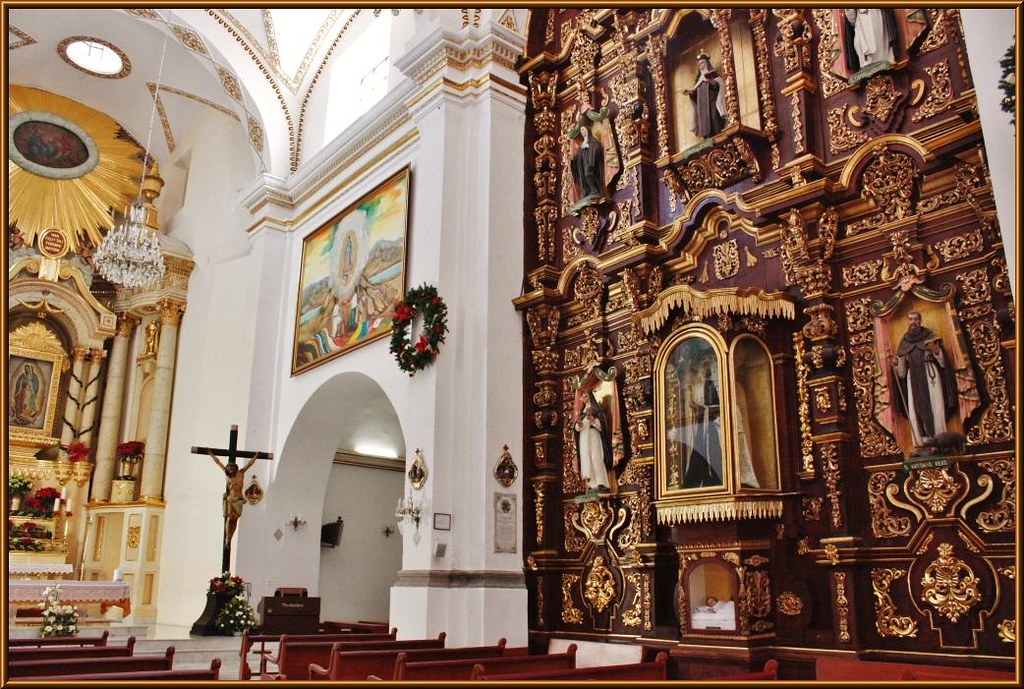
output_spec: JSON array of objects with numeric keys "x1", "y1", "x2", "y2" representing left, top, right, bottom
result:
[
  {"x1": 117, "y1": 440, "x2": 145, "y2": 458},
  {"x1": 67, "y1": 442, "x2": 90, "y2": 462},
  {"x1": 40, "y1": 585, "x2": 79, "y2": 637},
  {"x1": 9, "y1": 536, "x2": 45, "y2": 551},
  {"x1": 208, "y1": 571, "x2": 247, "y2": 596},
  {"x1": 389, "y1": 284, "x2": 448, "y2": 376},
  {"x1": 215, "y1": 595, "x2": 257, "y2": 634},
  {"x1": 116, "y1": 441, "x2": 145, "y2": 479},
  {"x1": 9, "y1": 475, "x2": 33, "y2": 496},
  {"x1": 9, "y1": 520, "x2": 52, "y2": 539}
]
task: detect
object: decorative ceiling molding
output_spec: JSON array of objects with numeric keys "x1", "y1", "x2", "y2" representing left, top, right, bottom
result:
[
  {"x1": 57, "y1": 35, "x2": 132, "y2": 80},
  {"x1": 333, "y1": 450, "x2": 405, "y2": 472},
  {"x1": 218, "y1": 9, "x2": 347, "y2": 95},
  {"x1": 8, "y1": 25, "x2": 37, "y2": 50}
]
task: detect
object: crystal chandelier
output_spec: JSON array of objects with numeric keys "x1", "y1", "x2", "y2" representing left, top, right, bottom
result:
[
  {"x1": 93, "y1": 198, "x2": 165, "y2": 288},
  {"x1": 93, "y1": 18, "x2": 170, "y2": 290}
]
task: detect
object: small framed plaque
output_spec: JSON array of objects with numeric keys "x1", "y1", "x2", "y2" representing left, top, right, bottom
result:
[{"x1": 433, "y1": 512, "x2": 451, "y2": 531}]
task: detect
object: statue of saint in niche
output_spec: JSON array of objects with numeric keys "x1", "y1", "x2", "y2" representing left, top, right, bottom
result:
[
  {"x1": 683, "y1": 52, "x2": 727, "y2": 140},
  {"x1": 567, "y1": 105, "x2": 621, "y2": 215},
  {"x1": 831, "y1": 9, "x2": 928, "y2": 77}
]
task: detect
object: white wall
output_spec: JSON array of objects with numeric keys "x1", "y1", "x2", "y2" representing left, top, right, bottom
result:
[
  {"x1": 960, "y1": 9, "x2": 1017, "y2": 299},
  {"x1": 318, "y1": 463, "x2": 403, "y2": 622}
]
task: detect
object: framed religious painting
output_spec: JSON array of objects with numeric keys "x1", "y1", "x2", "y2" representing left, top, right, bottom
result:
[
  {"x1": 292, "y1": 167, "x2": 411, "y2": 374},
  {"x1": 8, "y1": 321, "x2": 67, "y2": 446}
]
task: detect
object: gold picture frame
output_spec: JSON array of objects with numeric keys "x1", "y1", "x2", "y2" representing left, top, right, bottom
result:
[
  {"x1": 8, "y1": 322, "x2": 67, "y2": 448},
  {"x1": 291, "y1": 167, "x2": 411, "y2": 374}
]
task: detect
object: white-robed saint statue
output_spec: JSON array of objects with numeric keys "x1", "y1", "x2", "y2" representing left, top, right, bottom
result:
[{"x1": 572, "y1": 363, "x2": 625, "y2": 493}]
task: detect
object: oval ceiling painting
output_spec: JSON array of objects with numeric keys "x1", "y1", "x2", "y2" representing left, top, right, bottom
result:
[{"x1": 8, "y1": 110, "x2": 99, "y2": 179}]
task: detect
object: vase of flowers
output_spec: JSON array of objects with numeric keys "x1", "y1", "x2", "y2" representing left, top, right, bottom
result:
[
  {"x1": 8, "y1": 476, "x2": 33, "y2": 511},
  {"x1": 191, "y1": 572, "x2": 249, "y2": 636},
  {"x1": 40, "y1": 585, "x2": 79, "y2": 637},
  {"x1": 116, "y1": 441, "x2": 145, "y2": 480},
  {"x1": 215, "y1": 595, "x2": 257, "y2": 635}
]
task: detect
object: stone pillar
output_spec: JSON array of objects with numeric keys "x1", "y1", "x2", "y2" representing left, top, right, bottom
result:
[
  {"x1": 61, "y1": 346, "x2": 88, "y2": 446},
  {"x1": 77, "y1": 348, "x2": 107, "y2": 447},
  {"x1": 139, "y1": 300, "x2": 185, "y2": 501},
  {"x1": 91, "y1": 315, "x2": 137, "y2": 502}
]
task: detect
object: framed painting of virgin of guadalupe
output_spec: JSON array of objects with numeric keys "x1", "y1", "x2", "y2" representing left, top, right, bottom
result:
[
  {"x1": 8, "y1": 321, "x2": 67, "y2": 445},
  {"x1": 292, "y1": 168, "x2": 411, "y2": 374}
]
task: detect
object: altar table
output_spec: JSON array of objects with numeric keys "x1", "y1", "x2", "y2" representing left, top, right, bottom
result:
[{"x1": 8, "y1": 579, "x2": 132, "y2": 616}]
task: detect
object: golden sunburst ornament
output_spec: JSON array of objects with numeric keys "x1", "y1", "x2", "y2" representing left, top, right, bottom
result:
[{"x1": 8, "y1": 85, "x2": 143, "y2": 252}]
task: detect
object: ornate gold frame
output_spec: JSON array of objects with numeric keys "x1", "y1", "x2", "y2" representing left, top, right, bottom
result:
[{"x1": 8, "y1": 324, "x2": 67, "y2": 449}]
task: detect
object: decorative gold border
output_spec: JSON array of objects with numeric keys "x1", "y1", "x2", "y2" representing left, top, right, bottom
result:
[
  {"x1": 57, "y1": 35, "x2": 132, "y2": 79},
  {"x1": 8, "y1": 342, "x2": 66, "y2": 447}
]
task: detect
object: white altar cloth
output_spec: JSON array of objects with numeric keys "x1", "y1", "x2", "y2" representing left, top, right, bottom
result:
[
  {"x1": 9, "y1": 563, "x2": 74, "y2": 578},
  {"x1": 9, "y1": 579, "x2": 131, "y2": 615}
]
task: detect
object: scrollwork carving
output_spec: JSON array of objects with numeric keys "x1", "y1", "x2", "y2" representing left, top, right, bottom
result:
[
  {"x1": 835, "y1": 571, "x2": 851, "y2": 642},
  {"x1": 713, "y1": 239, "x2": 740, "y2": 280},
  {"x1": 861, "y1": 146, "x2": 917, "y2": 222},
  {"x1": 562, "y1": 574, "x2": 584, "y2": 624},
  {"x1": 583, "y1": 555, "x2": 617, "y2": 613},
  {"x1": 821, "y1": 443, "x2": 843, "y2": 529},
  {"x1": 977, "y1": 457, "x2": 1015, "y2": 533},
  {"x1": 671, "y1": 137, "x2": 761, "y2": 200},
  {"x1": 843, "y1": 259, "x2": 884, "y2": 288},
  {"x1": 912, "y1": 60, "x2": 953, "y2": 123},
  {"x1": 907, "y1": 467, "x2": 963, "y2": 514},
  {"x1": 793, "y1": 332, "x2": 815, "y2": 477},
  {"x1": 863, "y1": 74, "x2": 902, "y2": 124},
  {"x1": 573, "y1": 264, "x2": 604, "y2": 321},
  {"x1": 918, "y1": 9, "x2": 950, "y2": 53},
  {"x1": 935, "y1": 229, "x2": 983, "y2": 262},
  {"x1": 777, "y1": 591, "x2": 804, "y2": 616},
  {"x1": 872, "y1": 568, "x2": 918, "y2": 637},
  {"x1": 812, "y1": 10, "x2": 850, "y2": 99},
  {"x1": 772, "y1": 9, "x2": 811, "y2": 73},
  {"x1": 965, "y1": 315, "x2": 1013, "y2": 443},
  {"x1": 533, "y1": 480, "x2": 546, "y2": 545},
  {"x1": 828, "y1": 104, "x2": 869, "y2": 154},
  {"x1": 920, "y1": 542, "x2": 981, "y2": 623},
  {"x1": 868, "y1": 471, "x2": 912, "y2": 538}
]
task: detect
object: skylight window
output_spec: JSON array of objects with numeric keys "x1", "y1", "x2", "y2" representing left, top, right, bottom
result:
[{"x1": 60, "y1": 37, "x2": 130, "y2": 78}]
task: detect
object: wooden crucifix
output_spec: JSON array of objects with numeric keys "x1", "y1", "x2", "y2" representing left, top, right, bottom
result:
[{"x1": 191, "y1": 424, "x2": 273, "y2": 573}]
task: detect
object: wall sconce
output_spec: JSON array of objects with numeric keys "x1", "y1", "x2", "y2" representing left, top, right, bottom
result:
[
  {"x1": 287, "y1": 514, "x2": 307, "y2": 531},
  {"x1": 395, "y1": 494, "x2": 422, "y2": 534}
]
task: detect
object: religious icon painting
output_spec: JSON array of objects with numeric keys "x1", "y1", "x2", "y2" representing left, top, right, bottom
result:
[
  {"x1": 493, "y1": 445, "x2": 518, "y2": 487},
  {"x1": 8, "y1": 321, "x2": 67, "y2": 444},
  {"x1": 291, "y1": 166, "x2": 411, "y2": 374}
]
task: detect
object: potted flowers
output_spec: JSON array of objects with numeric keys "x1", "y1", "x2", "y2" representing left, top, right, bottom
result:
[
  {"x1": 208, "y1": 571, "x2": 247, "y2": 597},
  {"x1": 215, "y1": 595, "x2": 257, "y2": 636},
  {"x1": 67, "y1": 442, "x2": 89, "y2": 462},
  {"x1": 116, "y1": 441, "x2": 145, "y2": 479},
  {"x1": 8, "y1": 476, "x2": 33, "y2": 510},
  {"x1": 40, "y1": 585, "x2": 79, "y2": 637}
]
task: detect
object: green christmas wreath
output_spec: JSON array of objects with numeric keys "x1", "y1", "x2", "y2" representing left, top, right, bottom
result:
[{"x1": 390, "y1": 284, "x2": 448, "y2": 375}]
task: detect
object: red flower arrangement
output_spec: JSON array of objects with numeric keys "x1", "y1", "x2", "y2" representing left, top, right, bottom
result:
[
  {"x1": 208, "y1": 571, "x2": 246, "y2": 596},
  {"x1": 67, "y1": 442, "x2": 89, "y2": 462},
  {"x1": 34, "y1": 487, "x2": 60, "y2": 503},
  {"x1": 117, "y1": 441, "x2": 145, "y2": 458}
]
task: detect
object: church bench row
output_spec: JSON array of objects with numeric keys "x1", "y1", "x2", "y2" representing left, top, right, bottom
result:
[
  {"x1": 263, "y1": 632, "x2": 450, "y2": 680},
  {"x1": 474, "y1": 651, "x2": 669, "y2": 681},
  {"x1": 18, "y1": 658, "x2": 222, "y2": 682},
  {"x1": 7, "y1": 630, "x2": 110, "y2": 647},
  {"x1": 816, "y1": 656, "x2": 1015, "y2": 682},
  {"x1": 308, "y1": 638, "x2": 513, "y2": 681},
  {"x1": 707, "y1": 659, "x2": 779, "y2": 681},
  {"x1": 238, "y1": 628, "x2": 397, "y2": 679},
  {"x1": 7, "y1": 646, "x2": 175, "y2": 678},
  {"x1": 387, "y1": 644, "x2": 578, "y2": 681},
  {"x1": 322, "y1": 619, "x2": 392, "y2": 634},
  {"x1": 7, "y1": 635, "x2": 136, "y2": 661}
]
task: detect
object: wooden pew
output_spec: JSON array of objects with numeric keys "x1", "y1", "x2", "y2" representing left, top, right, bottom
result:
[
  {"x1": 24, "y1": 658, "x2": 222, "y2": 682},
  {"x1": 310, "y1": 639, "x2": 509, "y2": 681},
  {"x1": 395, "y1": 644, "x2": 577, "y2": 681},
  {"x1": 8, "y1": 636, "x2": 136, "y2": 661},
  {"x1": 7, "y1": 646, "x2": 175, "y2": 678},
  {"x1": 264, "y1": 632, "x2": 448, "y2": 680},
  {"x1": 818, "y1": 656, "x2": 1014, "y2": 681},
  {"x1": 239, "y1": 628, "x2": 397, "y2": 679},
  {"x1": 707, "y1": 659, "x2": 779, "y2": 680},
  {"x1": 323, "y1": 620, "x2": 392, "y2": 634},
  {"x1": 474, "y1": 650, "x2": 667, "y2": 681},
  {"x1": 8, "y1": 630, "x2": 110, "y2": 647}
]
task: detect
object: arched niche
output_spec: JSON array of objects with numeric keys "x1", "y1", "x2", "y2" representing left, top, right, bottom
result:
[
  {"x1": 728, "y1": 335, "x2": 780, "y2": 491},
  {"x1": 666, "y1": 10, "x2": 762, "y2": 154},
  {"x1": 9, "y1": 258, "x2": 116, "y2": 347},
  {"x1": 684, "y1": 559, "x2": 738, "y2": 632}
]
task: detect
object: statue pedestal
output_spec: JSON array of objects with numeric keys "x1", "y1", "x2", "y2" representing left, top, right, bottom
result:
[
  {"x1": 111, "y1": 480, "x2": 135, "y2": 503},
  {"x1": 190, "y1": 592, "x2": 234, "y2": 636}
]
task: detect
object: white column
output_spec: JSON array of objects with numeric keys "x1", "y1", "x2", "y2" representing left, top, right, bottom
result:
[
  {"x1": 91, "y1": 315, "x2": 137, "y2": 502},
  {"x1": 389, "y1": 14, "x2": 527, "y2": 647},
  {"x1": 77, "y1": 348, "x2": 107, "y2": 448},
  {"x1": 138, "y1": 300, "x2": 185, "y2": 501},
  {"x1": 61, "y1": 346, "x2": 88, "y2": 445}
]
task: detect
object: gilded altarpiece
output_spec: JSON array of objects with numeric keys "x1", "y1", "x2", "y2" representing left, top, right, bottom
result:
[{"x1": 516, "y1": 9, "x2": 1015, "y2": 679}]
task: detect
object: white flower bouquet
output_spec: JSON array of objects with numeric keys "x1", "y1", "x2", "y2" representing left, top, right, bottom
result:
[{"x1": 39, "y1": 585, "x2": 79, "y2": 637}]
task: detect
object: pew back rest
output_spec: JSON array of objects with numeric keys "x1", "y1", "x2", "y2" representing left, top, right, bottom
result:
[
  {"x1": 900, "y1": 666, "x2": 1017, "y2": 681},
  {"x1": 7, "y1": 631, "x2": 109, "y2": 647},
  {"x1": 817, "y1": 657, "x2": 1013, "y2": 681},
  {"x1": 269, "y1": 633, "x2": 447, "y2": 680},
  {"x1": 240, "y1": 630, "x2": 397, "y2": 679},
  {"x1": 399, "y1": 645, "x2": 577, "y2": 681},
  {"x1": 314, "y1": 640, "x2": 507, "y2": 681},
  {"x1": 8, "y1": 636, "x2": 136, "y2": 661},
  {"x1": 8, "y1": 646, "x2": 175, "y2": 678},
  {"x1": 476, "y1": 651, "x2": 666, "y2": 681},
  {"x1": 26, "y1": 658, "x2": 222, "y2": 682}
]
